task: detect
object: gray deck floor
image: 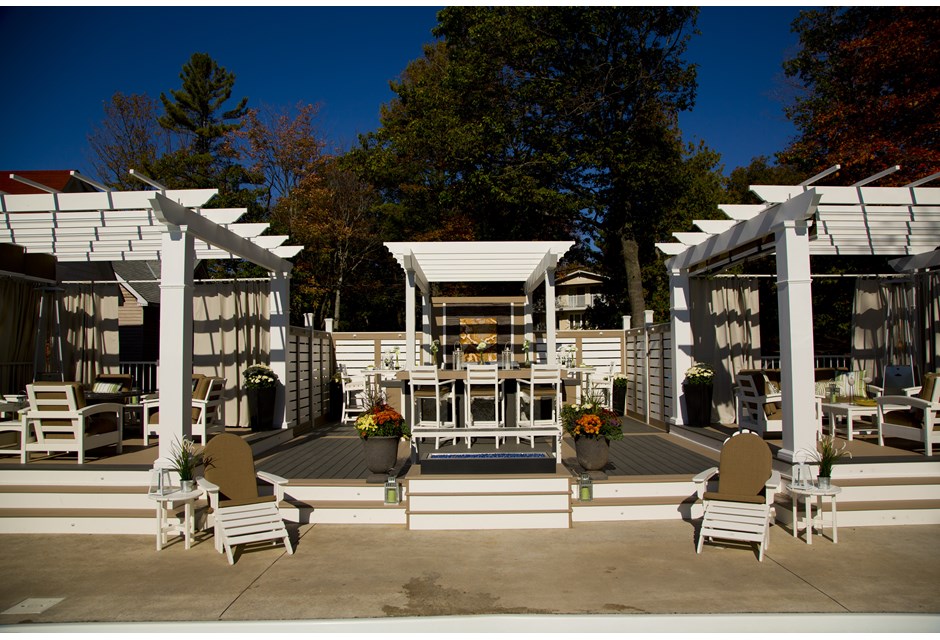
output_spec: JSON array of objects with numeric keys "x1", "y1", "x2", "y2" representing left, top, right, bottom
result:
[{"x1": 254, "y1": 416, "x2": 720, "y2": 481}]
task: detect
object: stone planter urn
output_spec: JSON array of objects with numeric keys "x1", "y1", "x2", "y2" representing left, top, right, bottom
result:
[
  {"x1": 575, "y1": 437, "x2": 610, "y2": 471},
  {"x1": 683, "y1": 382, "x2": 713, "y2": 427},
  {"x1": 247, "y1": 386, "x2": 277, "y2": 431},
  {"x1": 363, "y1": 436, "x2": 399, "y2": 474}
]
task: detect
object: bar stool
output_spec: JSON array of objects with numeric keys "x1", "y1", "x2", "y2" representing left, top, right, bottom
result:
[
  {"x1": 341, "y1": 368, "x2": 368, "y2": 425},
  {"x1": 516, "y1": 364, "x2": 562, "y2": 447},
  {"x1": 408, "y1": 366, "x2": 457, "y2": 448},
  {"x1": 464, "y1": 364, "x2": 505, "y2": 447}
]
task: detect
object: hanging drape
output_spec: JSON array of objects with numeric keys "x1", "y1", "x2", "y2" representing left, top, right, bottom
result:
[
  {"x1": 690, "y1": 277, "x2": 761, "y2": 424},
  {"x1": 852, "y1": 277, "x2": 927, "y2": 385},
  {"x1": 918, "y1": 272, "x2": 940, "y2": 375},
  {"x1": 0, "y1": 276, "x2": 40, "y2": 393},
  {"x1": 193, "y1": 281, "x2": 270, "y2": 428},
  {"x1": 850, "y1": 278, "x2": 885, "y2": 383},
  {"x1": 61, "y1": 283, "x2": 121, "y2": 383}
]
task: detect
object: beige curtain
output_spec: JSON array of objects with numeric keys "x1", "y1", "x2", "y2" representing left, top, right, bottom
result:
[
  {"x1": 0, "y1": 277, "x2": 40, "y2": 392},
  {"x1": 919, "y1": 273, "x2": 940, "y2": 375},
  {"x1": 851, "y1": 278, "x2": 885, "y2": 382},
  {"x1": 691, "y1": 277, "x2": 761, "y2": 424},
  {"x1": 61, "y1": 284, "x2": 121, "y2": 383},
  {"x1": 193, "y1": 281, "x2": 270, "y2": 427}
]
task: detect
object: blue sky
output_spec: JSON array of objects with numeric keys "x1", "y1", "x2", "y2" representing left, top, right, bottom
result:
[{"x1": 0, "y1": 6, "x2": 807, "y2": 179}]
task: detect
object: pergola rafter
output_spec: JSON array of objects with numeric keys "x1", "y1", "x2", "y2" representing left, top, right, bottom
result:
[
  {"x1": 659, "y1": 168, "x2": 940, "y2": 466},
  {"x1": 385, "y1": 241, "x2": 574, "y2": 366},
  {"x1": 0, "y1": 175, "x2": 304, "y2": 463}
]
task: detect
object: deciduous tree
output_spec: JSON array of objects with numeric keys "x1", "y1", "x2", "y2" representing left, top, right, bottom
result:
[{"x1": 780, "y1": 7, "x2": 940, "y2": 184}]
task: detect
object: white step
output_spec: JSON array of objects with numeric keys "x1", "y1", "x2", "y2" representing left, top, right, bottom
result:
[{"x1": 409, "y1": 511, "x2": 570, "y2": 530}]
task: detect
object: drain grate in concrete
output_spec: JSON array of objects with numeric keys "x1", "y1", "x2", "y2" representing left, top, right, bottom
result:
[{"x1": 2, "y1": 598, "x2": 64, "y2": 615}]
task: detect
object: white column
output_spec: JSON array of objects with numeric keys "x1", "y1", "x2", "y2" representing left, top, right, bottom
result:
[
  {"x1": 545, "y1": 267, "x2": 557, "y2": 364},
  {"x1": 269, "y1": 270, "x2": 291, "y2": 429},
  {"x1": 524, "y1": 291, "x2": 534, "y2": 362},
  {"x1": 669, "y1": 266, "x2": 694, "y2": 427},
  {"x1": 775, "y1": 218, "x2": 817, "y2": 462},
  {"x1": 405, "y1": 270, "x2": 416, "y2": 370},
  {"x1": 421, "y1": 292, "x2": 432, "y2": 366},
  {"x1": 158, "y1": 226, "x2": 194, "y2": 463}
]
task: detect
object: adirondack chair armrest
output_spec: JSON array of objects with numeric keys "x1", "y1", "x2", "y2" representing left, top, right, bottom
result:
[
  {"x1": 765, "y1": 470, "x2": 782, "y2": 503},
  {"x1": 692, "y1": 466, "x2": 718, "y2": 499},
  {"x1": 760, "y1": 392, "x2": 782, "y2": 404},
  {"x1": 256, "y1": 470, "x2": 288, "y2": 502},
  {"x1": 197, "y1": 476, "x2": 220, "y2": 508},
  {"x1": 141, "y1": 393, "x2": 159, "y2": 402}
]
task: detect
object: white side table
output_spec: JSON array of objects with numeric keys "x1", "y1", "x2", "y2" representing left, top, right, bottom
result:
[
  {"x1": 790, "y1": 483, "x2": 842, "y2": 545},
  {"x1": 148, "y1": 488, "x2": 202, "y2": 551}
]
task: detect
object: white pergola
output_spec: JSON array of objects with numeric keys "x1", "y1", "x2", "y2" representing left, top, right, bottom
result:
[
  {"x1": 0, "y1": 172, "x2": 303, "y2": 462},
  {"x1": 658, "y1": 167, "x2": 940, "y2": 463},
  {"x1": 384, "y1": 241, "x2": 575, "y2": 366}
]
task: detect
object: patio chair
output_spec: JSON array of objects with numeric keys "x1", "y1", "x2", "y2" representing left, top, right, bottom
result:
[
  {"x1": 735, "y1": 371, "x2": 782, "y2": 438},
  {"x1": 515, "y1": 365, "x2": 563, "y2": 446},
  {"x1": 142, "y1": 375, "x2": 225, "y2": 445},
  {"x1": 24, "y1": 382, "x2": 123, "y2": 464},
  {"x1": 409, "y1": 366, "x2": 457, "y2": 449},
  {"x1": 693, "y1": 430, "x2": 781, "y2": 562},
  {"x1": 875, "y1": 372, "x2": 939, "y2": 456},
  {"x1": 341, "y1": 370, "x2": 369, "y2": 425},
  {"x1": 464, "y1": 364, "x2": 505, "y2": 446},
  {"x1": 198, "y1": 432, "x2": 294, "y2": 565}
]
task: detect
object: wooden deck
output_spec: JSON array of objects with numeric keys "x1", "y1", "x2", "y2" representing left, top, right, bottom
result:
[{"x1": 251, "y1": 416, "x2": 721, "y2": 481}]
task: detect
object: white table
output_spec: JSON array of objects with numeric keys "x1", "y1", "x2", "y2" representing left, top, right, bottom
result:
[
  {"x1": 790, "y1": 483, "x2": 842, "y2": 545},
  {"x1": 148, "y1": 488, "x2": 202, "y2": 551},
  {"x1": 821, "y1": 401, "x2": 881, "y2": 441}
]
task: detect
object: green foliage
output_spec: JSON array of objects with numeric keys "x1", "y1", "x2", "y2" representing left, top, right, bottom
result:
[{"x1": 169, "y1": 438, "x2": 201, "y2": 482}]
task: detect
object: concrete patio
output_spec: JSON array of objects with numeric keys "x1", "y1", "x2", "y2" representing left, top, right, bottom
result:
[{"x1": 0, "y1": 519, "x2": 937, "y2": 631}]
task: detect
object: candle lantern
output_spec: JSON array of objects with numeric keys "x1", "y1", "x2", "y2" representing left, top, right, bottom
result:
[{"x1": 578, "y1": 473, "x2": 593, "y2": 502}]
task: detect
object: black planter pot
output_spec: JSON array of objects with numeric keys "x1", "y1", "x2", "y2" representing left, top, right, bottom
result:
[
  {"x1": 575, "y1": 437, "x2": 610, "y2": 471},
  {"x1": 613, "y1": 385, "x2": 626, "y2": 416},
  {"x1": 363, "y1": 436, "x2": 400, "y2": 474},
  {"x1": 683, "y1": 383, "x2": 713, "y2": 427},
  {"x1": 247, "y1": 386, "x2": 277, "y2": 431},
  {"x1": 329, "y1": 381, "x2": 342, "y2": 421}
]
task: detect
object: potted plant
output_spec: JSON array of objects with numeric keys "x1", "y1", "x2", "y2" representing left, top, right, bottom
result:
[
  {"x1": 683, "y1": 363, "x2": 715, "y2": 427},
  {"x1": 429, "y1": 339, "x2": 440, "y2": 367},
  {"x1": 562, "y1": 391, "x2": 623, "y2": 471},
  {"x1": 809, "y1": 435, "x2": 851, "y2": 489},
  {"x1": 170, "y1": 437, "x2": 201, "y2": 492},
  {"x1": 329, "y1": 371, "x2": 345, "y2": 421},
  {"x1": 355, "y1": 388, "x2": 411, "y2": 474},
  {"x1": 243, "y1": 364, "x2": 278, "y2": 431}
]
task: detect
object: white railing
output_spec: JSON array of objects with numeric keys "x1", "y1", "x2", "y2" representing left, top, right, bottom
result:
[
  {"x1": 119, "y1": 361, "x2": 159, "y2": 393},
  {"x1": 556, "y1": 294, "x2": 598, "y2": 311},
  {"x1": 758, "y1": 354, "x2": 852, "y2": 370}
]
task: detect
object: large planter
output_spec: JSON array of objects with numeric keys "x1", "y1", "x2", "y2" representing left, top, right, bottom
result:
[
  {"x1": 363, "y1": 436, "x2": 400, "y2": 474},
  {"x1": 613, "y1": 383, "x2": 626, "y2": 416},
  {"x1": 683, "y1": 382, "x2": 713, "y2": 427},
  {"x1": 247, "y1": 386, "x2": 277, "y2": 432},
  {"x1": 328, "y1": 381, "x2": 342, "y2": 421},
  {"x1": 575, "y1": 437, "x2": 610, "y2": 471}
]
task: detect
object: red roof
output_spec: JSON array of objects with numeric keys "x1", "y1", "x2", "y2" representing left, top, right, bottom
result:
[{"x1": 0, "y1": 170, "x2": 91, "y2": 194}]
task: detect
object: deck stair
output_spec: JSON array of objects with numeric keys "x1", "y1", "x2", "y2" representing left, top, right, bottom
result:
[
  {"x1": 278, "y1": 481, "x2": 407, "y2": 526},
  {"x1": 774, "y1": 462, "x2": 940, "y2": 528},
  {"x1": 570, "y1": 475, "x2": 703, "y2": 523},
  {"x1": 0, "y1": 469, "x2": 158, "y2": 534},
  {"x1": 406, "y1": 472, "x2": 572, "y2": 530}
]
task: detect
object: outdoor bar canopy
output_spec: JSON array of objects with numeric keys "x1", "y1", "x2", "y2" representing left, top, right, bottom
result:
[
  {"x1": 657, "y1": 166, "x2": 940, "y2": 463},
  {"x1": 0, "y1": 171, "x2": 303, "y2": 462},
  {"x1": 384, "y1": 240, "x2": 575, "y2": 366}
]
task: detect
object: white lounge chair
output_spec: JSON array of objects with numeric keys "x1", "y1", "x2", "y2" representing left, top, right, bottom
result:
[
  {"x1": 876, "y1": 372, "x2": 939, "y2": 456},
  {"x1": 24, "y1": 382, "x2": 123, "y2": 464}
]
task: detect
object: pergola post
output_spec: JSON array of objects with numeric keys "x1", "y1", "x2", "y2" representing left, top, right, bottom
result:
[
  {"x1": 669, "y1": 266, "x2": 694, "y2": 426},
  {"x1": 775, "y1": 218, "x2": 817, "y2": 462},
  {"x1": 157, "y1": 226, "x2": 194, "y2": 463},
  {"x1": 405, "y1": 269, "x2": 417, "y2": 368},
  {"x1": 421, "y1": 293, "x2": 432, "y2": 366},
  {"x1": 269, "y1": 270, "x2": 291, "y2": 429},
  {"x1": 524, "y1": 292, "x2": 534, "y2": 361},
  {"x1": 545, "y1": 266, "x2": 557, "y2": 364}
]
